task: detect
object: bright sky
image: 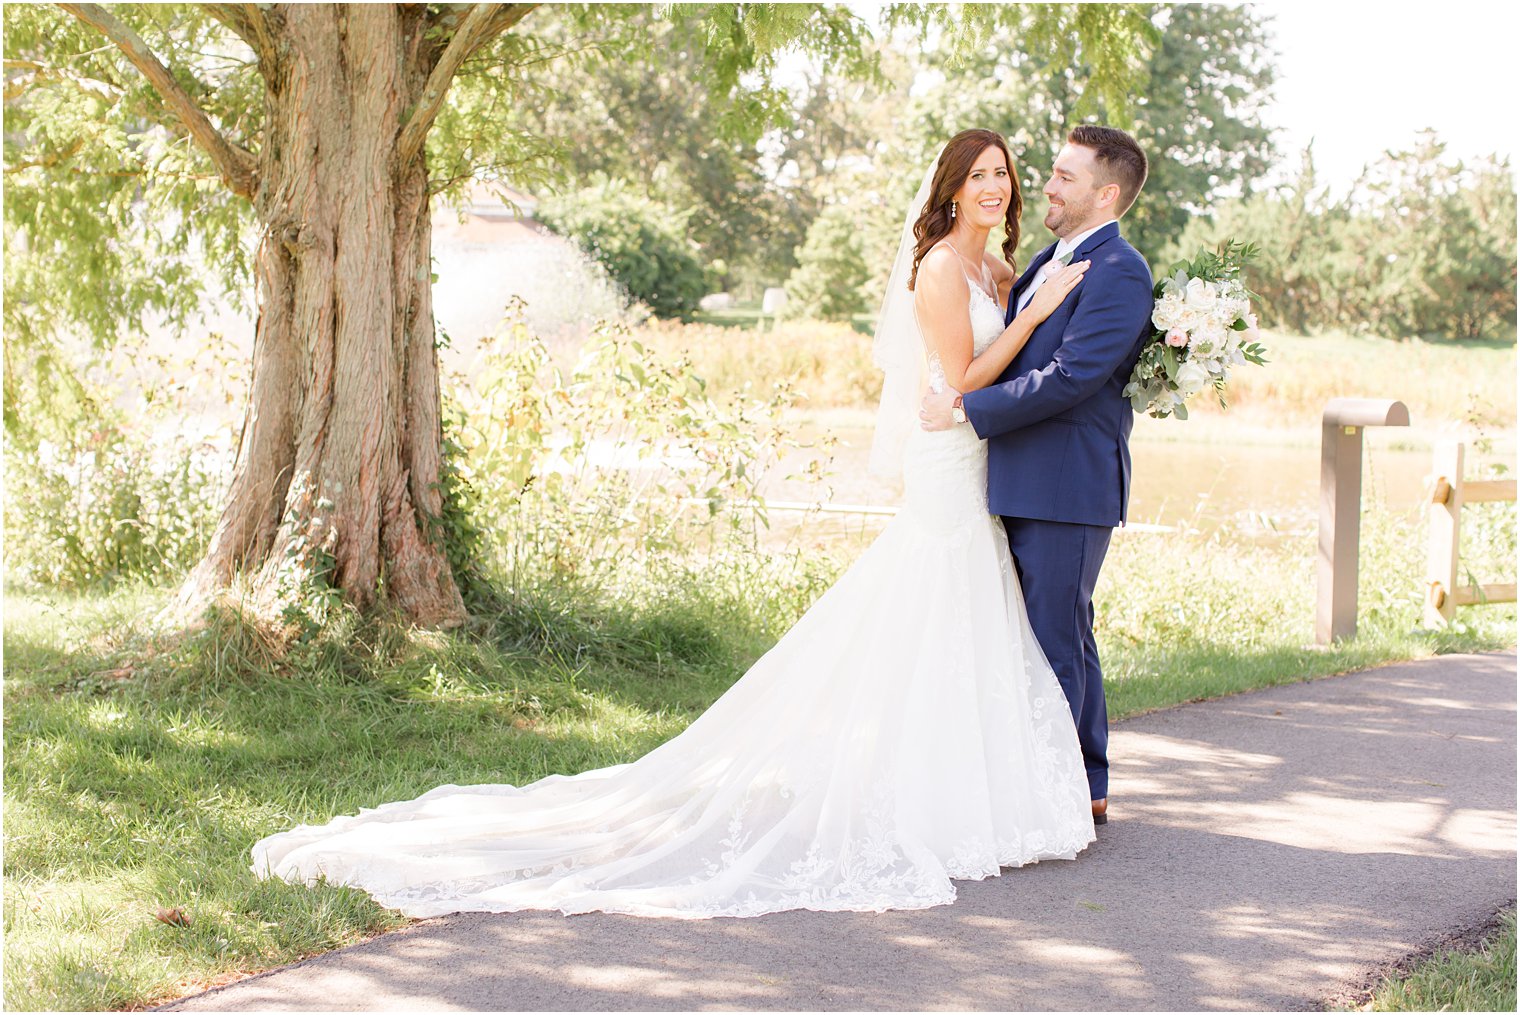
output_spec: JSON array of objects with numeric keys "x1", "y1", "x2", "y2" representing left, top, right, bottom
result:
[
  {"x1": 1257, "y1": 0, "x2": 1518, "y2": 190},
  {"x1": 838, "y1": 1, "x2": 1518, "y2": 193}
]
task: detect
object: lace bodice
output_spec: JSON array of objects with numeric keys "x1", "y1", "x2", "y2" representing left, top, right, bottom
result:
[
  {"x1": 908, "y1": 279, "x2": 1004, "y2": 534},
  {"x1": 967, "y1": 281, "x2": 1006, "y2": 355}
]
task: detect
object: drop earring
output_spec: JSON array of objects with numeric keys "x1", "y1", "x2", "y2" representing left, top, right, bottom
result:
[{"x1": 950, "y1": 201, "x2": 957, "y2": 219}]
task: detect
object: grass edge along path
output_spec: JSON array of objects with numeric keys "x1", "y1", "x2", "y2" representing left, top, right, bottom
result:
[
  {"x1": 2, "y1": 576, "x2": 1515, "y2": 1012},
  {"x1": 1330, "y1": 905, "x2": 1518, "y2": 1012}
]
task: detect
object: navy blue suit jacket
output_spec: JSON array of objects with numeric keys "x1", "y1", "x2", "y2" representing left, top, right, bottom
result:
[{"x1": 961, "y1": 222, "x2": 1153, "y2": 527}]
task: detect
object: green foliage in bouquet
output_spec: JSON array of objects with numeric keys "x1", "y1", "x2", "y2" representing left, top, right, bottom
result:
[{"x1": 1125, "y1": 239, "x2": 1268, "y2": 420}]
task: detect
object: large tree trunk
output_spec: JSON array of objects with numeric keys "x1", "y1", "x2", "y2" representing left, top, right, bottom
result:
[{"x1": 178, "y1": 4, "x2": 465, "y2": 628}]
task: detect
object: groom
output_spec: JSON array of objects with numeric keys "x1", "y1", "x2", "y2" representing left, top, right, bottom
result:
[{"x1": 920, "y1": 125, "x2": 1154, "y2": 824}]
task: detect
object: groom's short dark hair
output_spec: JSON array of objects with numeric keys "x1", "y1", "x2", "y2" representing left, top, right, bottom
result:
[{"x1": 1068, "y1": 125, "x2": 1147, "y2": 216}]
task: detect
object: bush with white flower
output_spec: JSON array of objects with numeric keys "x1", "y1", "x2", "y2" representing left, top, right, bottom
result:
[{"x1": 1124, "y1": 239, "x2": 1267, "y2": 419}]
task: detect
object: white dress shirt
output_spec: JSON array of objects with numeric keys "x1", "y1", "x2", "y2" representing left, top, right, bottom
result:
[{"x1": 1015, "y1": 219, "x2": 1115, "y2": 314}]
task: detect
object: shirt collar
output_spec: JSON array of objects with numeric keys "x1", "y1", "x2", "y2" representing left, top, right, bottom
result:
[{"x1": 1054, "y1": 218, "x2": 1117, "y2": 259}]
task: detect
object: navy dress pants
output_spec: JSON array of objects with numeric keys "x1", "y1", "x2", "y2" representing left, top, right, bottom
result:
[{"x1": 1001, "y1": 516, "x2": 1113, "y2": 801}]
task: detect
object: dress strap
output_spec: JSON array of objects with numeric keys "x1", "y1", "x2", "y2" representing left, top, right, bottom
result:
[{"x1": 931, "y1": 240, "x2": 996, "y2": 301}]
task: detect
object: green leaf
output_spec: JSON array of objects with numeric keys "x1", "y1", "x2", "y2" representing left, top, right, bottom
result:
[{"x1": 1162, "y1": 346, "x2": 1180, "y2": 377}]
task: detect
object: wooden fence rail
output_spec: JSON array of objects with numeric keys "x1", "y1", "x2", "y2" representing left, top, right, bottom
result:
[{"x1": 1424, "y1": 440, "x2": 1517, "y2": 627}]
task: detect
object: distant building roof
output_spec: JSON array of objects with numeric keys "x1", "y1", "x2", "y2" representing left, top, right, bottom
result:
[
  {"x1": 457, "y1": 181, "x2": 539, "y2": 221},
  {"x1": 434, "y1": 181, "x2": 556, "y2": 246}
]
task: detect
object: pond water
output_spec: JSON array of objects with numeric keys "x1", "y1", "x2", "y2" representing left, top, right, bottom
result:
[{"x1": 752, "y1": 421, "x2": 1515, "y2": 551}]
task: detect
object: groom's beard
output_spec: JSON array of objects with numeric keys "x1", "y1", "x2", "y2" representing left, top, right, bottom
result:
[{"x1": 1044, "y1": 191, "x2": 1097, "y2": 238}]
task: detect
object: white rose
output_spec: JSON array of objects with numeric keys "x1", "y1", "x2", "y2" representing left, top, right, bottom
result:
[
  {"x1": 1184, "y1": 277, "x2": 1219, "y2": 311},
  {"x1": 1240, "y1": 311, "x2": 1262, "y2": 347},
  {"x1": 1175, "y1": 358, "x2": 1210, "y2": 397},
  {"x1": 1152, "y1": 293, "x2": 1185, "y2": 330}
]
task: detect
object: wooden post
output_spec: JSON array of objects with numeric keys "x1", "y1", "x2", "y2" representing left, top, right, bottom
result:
[
  {"x1": 1425, "y1": 441, "x2": 1465, "y2": 627},
  {"x1": 1317, "y1": 398, "x2": 1410, "y2": 644}
]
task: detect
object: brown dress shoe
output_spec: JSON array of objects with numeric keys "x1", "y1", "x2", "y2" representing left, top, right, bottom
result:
[{"x1": 1091, "y1": 798, "x2": 1108, "y2": 825}]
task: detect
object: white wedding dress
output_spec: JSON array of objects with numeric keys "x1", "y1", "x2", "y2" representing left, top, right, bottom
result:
[{"x1": 251, "y1": 280, "x2": 1095, "y2": 919}]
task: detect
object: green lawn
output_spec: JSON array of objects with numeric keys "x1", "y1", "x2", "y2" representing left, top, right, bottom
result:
[{"x1": 3, "y1": 579, "x2": 761, "y2": 1011}]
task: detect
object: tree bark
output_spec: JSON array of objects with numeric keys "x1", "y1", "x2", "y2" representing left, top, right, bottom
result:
[{"x1": 178, "y1": 3, "x2": 466, "y2": 627}]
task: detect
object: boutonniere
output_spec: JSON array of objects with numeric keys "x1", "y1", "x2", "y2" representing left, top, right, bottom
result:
[{"x1": 1038, "y1": 249, "x2": 1074, "y2": 280}]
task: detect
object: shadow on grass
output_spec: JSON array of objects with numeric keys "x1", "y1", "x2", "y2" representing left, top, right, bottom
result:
[{"x1": 3, "y1": 594, "x2": 758, "y2": 1010}]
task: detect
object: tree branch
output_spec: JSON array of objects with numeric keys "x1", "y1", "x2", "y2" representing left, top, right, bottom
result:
[
  {"x1": 4, "y1": 61, "x2": 122, "y2": 102},
  {"x1": 203, "y1": 3, "x2": 277, "y2": 66},
  {"x1": 429, "y1": 4, "x2": 477, "y2": 35},
  {"x1": 476, "y1": 2, "x2": 539, "y2": 41},
  {"x1": 57, "y1": 3, "x2": 258, "y2": 200},
  {"x1": 398, "y1": 3, "x2": 538, "y2": 165},
  {"x1": 4, "y1": 137, "x2": 87, "y2": 172}
]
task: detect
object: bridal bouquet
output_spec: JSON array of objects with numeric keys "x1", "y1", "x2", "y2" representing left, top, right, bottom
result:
[{"x1": 1123, "y1": 239, "x2": 1267, "y2": 419}]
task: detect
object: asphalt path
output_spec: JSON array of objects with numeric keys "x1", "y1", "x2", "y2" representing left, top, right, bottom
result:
[{"x1": 165, "y1": 652, "x2": 1517, "y2": 1012}]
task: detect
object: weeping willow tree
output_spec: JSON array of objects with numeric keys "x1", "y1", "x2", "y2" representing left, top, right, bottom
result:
[{"x1": 2, "y1": 2, "x2": 1156, "y2": 628}]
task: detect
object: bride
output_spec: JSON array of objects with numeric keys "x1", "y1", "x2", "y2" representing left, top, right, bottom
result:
[{"x1": 252, "y1": 129, "x2": 1095, "y2": 920}]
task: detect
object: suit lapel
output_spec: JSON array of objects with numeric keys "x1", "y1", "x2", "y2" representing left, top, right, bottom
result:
[
  {"x1": 1005, "y1": 243, "x2": 1057, "y2": 325},
  {"x1": 1071, "y1": 220, "x2": 1120, "y2": 262}
]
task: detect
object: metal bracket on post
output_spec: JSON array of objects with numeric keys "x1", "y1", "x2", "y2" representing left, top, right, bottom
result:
[{"x1": 1317, "y1": 398, "x2": 1410, "y2": 645}]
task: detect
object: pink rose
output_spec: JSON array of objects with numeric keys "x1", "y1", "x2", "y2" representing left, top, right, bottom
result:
[{"x1": 1165, "y1": 328, "x2": 1189, "y2": 348}]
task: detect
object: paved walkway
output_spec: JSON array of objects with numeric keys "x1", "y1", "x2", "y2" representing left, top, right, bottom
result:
[{"x1": 166, "y1": 652, "x2": 1516, "y2": 1012}]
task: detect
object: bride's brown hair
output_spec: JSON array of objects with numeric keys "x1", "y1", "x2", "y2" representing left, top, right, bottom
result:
[{"x1": 907, "y1": 129, "x2": 1023, "y2": 291}]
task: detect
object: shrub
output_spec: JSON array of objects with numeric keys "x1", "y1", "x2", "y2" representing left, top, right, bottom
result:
[
  {"x1": 3, "y1": 421, "x2": 228, "y2": 591},
  {"x1": 783, "y1": 205, "x2": 871, "y2": 322},
  {"x1": 445, "y1": 308, "x2": 832, "y2": 591},
  {"x1": 1168, "y1": 135, "x2": 1517, "y2": 341},
  {"x1": 537, "y1": 180, "x2": 710, "y2": 321}
]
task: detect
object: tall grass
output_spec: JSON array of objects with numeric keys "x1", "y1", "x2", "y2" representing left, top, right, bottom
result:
[
  {"x1": 1097, "y1": 502, "x2": 1516, "y2": 717},
  {"x1": 612, "y1": 316, "x2": 879, "y2": 412},
  {"x1": 2, "y1": 419, "x2": 230, "y2": 591},
  {"x1": 1175, "y1": 330, "x2": 1516, "y2": 432},
  {"x1": 629, "y1": 320, "x2": 1516, "y2": 435}
]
